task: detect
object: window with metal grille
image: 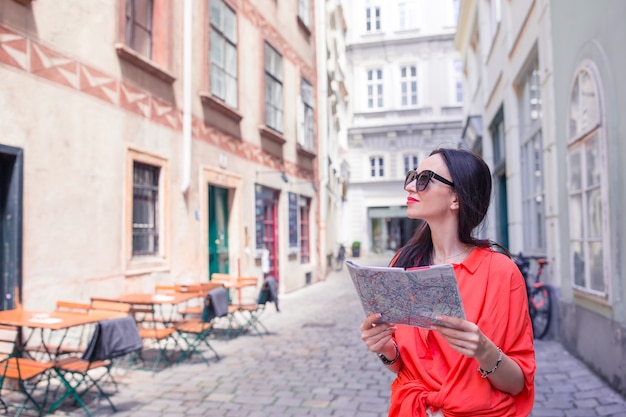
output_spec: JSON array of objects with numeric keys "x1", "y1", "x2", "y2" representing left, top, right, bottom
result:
[
  {"x1": 210, "y1": 0, "x2": 238, "y2": 108},
  {"x1": 125, "y1": 0, "x2": 153, "y2": 58},
  {"x1": 264, "y1": 42, "x2": 283, "y2": 133},
  {"x1": 132, "y1": 162, "x2": 159, "y2": 256}
]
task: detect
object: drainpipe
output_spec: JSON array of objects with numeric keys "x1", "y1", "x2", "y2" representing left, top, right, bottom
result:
[{"x1": 181, "y1": 0, "x2": 193, "y2": 193}]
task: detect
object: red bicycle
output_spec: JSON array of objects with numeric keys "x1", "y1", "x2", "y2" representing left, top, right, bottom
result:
[{"x1": 514, "y1": 253, "x2": 552, "y2": 339}]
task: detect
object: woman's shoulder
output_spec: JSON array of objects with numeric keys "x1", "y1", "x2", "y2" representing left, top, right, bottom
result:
[{"x1": 475, "y1": 247, "x2": 518, "y2": 271}]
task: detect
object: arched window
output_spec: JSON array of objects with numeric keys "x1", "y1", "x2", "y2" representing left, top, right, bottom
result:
[{"x1": 567, "y1": 63, "x2": 608, "y2": 296}]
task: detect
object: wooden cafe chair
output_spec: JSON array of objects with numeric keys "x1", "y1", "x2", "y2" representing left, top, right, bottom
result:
[
  {"x1": 0, "y1": 324, "x2": 55, "y2": 416},
  {"x1": 175, "y1": 286, "x2": 229, "y2": 365},
  {"x1": 51, "y1": 316, "x2": 142, "y2": 415}
]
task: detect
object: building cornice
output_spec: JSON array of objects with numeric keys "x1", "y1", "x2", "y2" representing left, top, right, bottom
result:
[{"x1": 346, "y1": 32, "x2": 455, "y2": 52}]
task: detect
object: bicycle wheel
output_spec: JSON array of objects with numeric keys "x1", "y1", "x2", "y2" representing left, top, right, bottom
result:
[{"x1": 529, "y1": 284, "x2": 552, "y2": 339}]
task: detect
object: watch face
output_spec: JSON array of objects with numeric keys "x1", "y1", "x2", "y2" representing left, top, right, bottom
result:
[{"x1": 378, "y1": 353, "x2": 392, "y2": 365}]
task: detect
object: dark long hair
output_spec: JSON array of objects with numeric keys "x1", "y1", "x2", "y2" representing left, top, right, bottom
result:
[{"x1": 392, "y1": 148, "x2": 496, "y2": 268}]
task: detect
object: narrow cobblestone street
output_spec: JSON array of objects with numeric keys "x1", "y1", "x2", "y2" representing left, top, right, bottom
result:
[{"x1": 23, "y1": 256, "x2": 625, "y2": 417}]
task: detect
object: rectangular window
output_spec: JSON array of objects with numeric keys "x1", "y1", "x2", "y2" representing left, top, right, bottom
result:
[
  {"x1": 370, "y1": 156, "x2": 384, "y2": 177},
  {"x1": 452, "y1": 0, "x2": 460, "y2": 25},
  {"x1": 254, "y1": 184, "x2": 278, "y2": 250},
  {"x1": 365, "y1": 5, "x2": 381, "y2": 32},
  {"x1": 569, "y1": 133, "x2": 604, "y2": 293},
  {"x1": 492, "y1": 109, "x2": 505, "y2": 166},
  {"x1": 299, "y1": 196, "x2": 310, "y2": 264},
  {"x1": 132, "y1": 162, "x2": 159, "y2": 256},
  {"x1": 404, "y1": 154, "x2": 418, "y2": 174},
  {"x1": 264, "y1": 42, "x2": 284, "y2": 133},
  {"x1": 490, "y1": 108, "x2": 508, "y2": 249},
  {"x1": 288, "y1": 192, "x2": 298, "y2": 248},
  {"x1": 398, "y1": 1, "x2": 416, "y2": 30},
  {"x1": 454, "y1": 60, "x2": 463, "y2": 104},
  {"x1": 210, "y1": 0, "x2": 238, "y2": 108},
  {"x1": 298, "y1": 0, "x2": 310, "y2": 27},
  {"x1": 300, "y1": 79, "x2": 315, "y2": 151},
  {"x1": 400, "y1": 65, "x2": 418, "y2": 107},
  {"x1": 367, "y1": 69, "x2": 383, "y2": 109},
  {"x1": 521, "y1": 132, "x2": 545, "y2": 252},
  {"x1": 125, "y1": 0, "x2": 153, "y2": 58},
  {"x1": 518, "y1": 60, "x2": 545, "y2": 254}
]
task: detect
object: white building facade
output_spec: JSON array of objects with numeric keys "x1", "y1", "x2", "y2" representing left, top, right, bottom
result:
[
  {"x1": 343, "y1": 0, "x2": 463, "y2": 257},
  {"x1": 456, "y1": 0, "x2": 626, "y2": 396},
  {"x1": 317, "y1": 0, "x2": 351, "y2": 270}
]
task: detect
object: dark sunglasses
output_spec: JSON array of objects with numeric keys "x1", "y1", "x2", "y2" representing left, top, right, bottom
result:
[{"x1": 404, "y1": 169, "x2": 455, "y2": 191}]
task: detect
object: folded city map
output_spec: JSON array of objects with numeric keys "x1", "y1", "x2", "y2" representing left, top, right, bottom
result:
[{"x1": 346, "y1": 260, "x2": 466, "y2": 329}]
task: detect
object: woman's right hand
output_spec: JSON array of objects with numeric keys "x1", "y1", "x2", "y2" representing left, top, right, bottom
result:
[{"x1": 360, "y1": 313, "x2": 397, "y2": 354}]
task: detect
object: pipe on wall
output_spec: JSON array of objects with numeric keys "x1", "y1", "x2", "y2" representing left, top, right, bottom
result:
[{"x1": 181, "y1": 0, "x2": 193, "y2": 193}]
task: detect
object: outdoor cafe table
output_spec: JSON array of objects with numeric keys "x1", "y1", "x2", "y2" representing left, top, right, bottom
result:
[
  {"x1": 95, "y1": 291, "x2": 201, "y2": 317},
  {"x1": 0, "y1": 308, "x2": 128, "y2": 414},
  {"x1": 91, "y1": 292, "x2": 203, "y2": 368},
  {"x1": 0, "y1": 308, "x2": 126, "y2": 357}
]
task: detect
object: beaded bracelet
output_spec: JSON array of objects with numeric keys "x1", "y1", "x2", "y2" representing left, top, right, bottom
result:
[{"x1": 477, "y1": 347, "x2": 503, "y2": 378}]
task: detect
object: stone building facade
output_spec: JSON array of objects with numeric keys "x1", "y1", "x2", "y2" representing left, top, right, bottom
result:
[
  {"x1": 456, "y1": 0, "x2": 626, "y2": 396},
  {"x1": 0, "y1": 0, "x2": 321, "y2": 308}
]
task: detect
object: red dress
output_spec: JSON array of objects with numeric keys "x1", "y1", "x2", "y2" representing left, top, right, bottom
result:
[{"x1": 388, "y1": 248, "x2": 535, "y2": 416}]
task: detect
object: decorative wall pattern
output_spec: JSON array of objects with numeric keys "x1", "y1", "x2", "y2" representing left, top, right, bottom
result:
[{"x1": 0, "y1": 18, "x2": 315, "y2": 180}]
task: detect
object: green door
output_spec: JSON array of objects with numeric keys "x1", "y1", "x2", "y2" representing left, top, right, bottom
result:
[{"x1": 208, "y1": 185, "x2": 229, "y2": 278}]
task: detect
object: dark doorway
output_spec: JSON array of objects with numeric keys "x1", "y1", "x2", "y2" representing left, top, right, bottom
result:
[
  {"x1": 208, "y1": 185, "x2": 230, "y2": 278},
  {"x1": 0, "y1": 145, "x2": 23, "y2": 310},
  {"x1": 255, "y1": 185, "x2": 280, "y2": 282}
]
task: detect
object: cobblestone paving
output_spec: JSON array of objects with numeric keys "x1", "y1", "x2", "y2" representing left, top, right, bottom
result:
[{"x1": 6, "y1": 256, "x2": 626, "y2": 416}]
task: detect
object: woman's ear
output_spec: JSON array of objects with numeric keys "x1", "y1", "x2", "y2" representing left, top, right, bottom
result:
[{"x1": 450, "y1": 194, "x2": 459, "y2": 210}]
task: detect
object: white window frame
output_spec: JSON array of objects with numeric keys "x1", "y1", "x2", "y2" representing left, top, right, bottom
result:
[
  {"x1": 210, "y1": 0, "x2": 238, "y2": 108},
  {"x1": 298, "y1": 0, "x2": 310, "y2": 27},
  {"x1": 452, "y1": 60, "x2": 463, "y2": 104},
  {"x1": 400, "y1": 65, "x2": 418, "y2": 107},
  {"x1": 298, "y1": 78, "x2": 315, "y2": 151},
  {"x1": 397, "y1": 1, "x2": 417, "y2": 31},
  {"x1": 367, "y1": 68, "x2": 383, "y2": 109},
  {"x1": 403, "y1": 154, "x2": 418, "y2": 175},
  {"x1": 518, "y1": 59, "x2": 545, "y2": 253},
  {"x1": 365, "y1": 2, "x2": 381, "y2": 33},
  {"x1": 264, "y1": 42, "x2": 283, "y2": 133},
  {"x1": 566, "y1": 62, "x2": 610, "y2": 298},
  {"x1": 370, "y1": 155, "x2": 384, "y2": 178}
]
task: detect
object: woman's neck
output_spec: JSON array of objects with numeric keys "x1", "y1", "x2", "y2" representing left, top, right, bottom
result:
[
  {"x1": 430, "y1": 230, "x2": 473, "y2": 265},
  {"x1": 432, "y1": 244, "x2": 473, "y2": 264}
]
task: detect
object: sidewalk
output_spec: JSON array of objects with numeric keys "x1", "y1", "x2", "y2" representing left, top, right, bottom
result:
[{"x1": 41, "y1": 255, "x2": 626, "y2": 417}]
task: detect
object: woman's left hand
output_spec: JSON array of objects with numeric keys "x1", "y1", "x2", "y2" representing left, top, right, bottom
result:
[
  {"x1": 432, "y1": 315, "x2": 525, "y2": 396},
  {"x1": 431, "y1": 315, "x2": 488, "y2": 359}
]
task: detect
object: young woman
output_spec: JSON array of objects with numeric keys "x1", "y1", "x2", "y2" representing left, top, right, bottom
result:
[{"x1": 360, "y1": 148, "x2": 535, "y2": 416}]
